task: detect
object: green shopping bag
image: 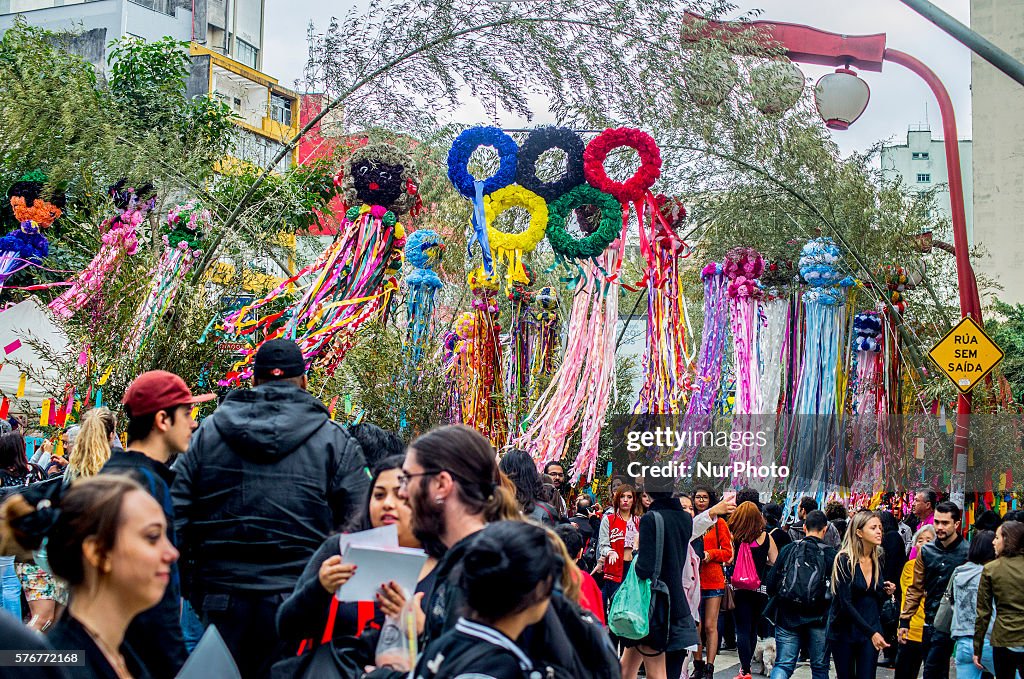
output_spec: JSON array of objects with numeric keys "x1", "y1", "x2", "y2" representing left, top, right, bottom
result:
[{"x1": 607, "y1": 562, "x2": 652, "y2": 639}]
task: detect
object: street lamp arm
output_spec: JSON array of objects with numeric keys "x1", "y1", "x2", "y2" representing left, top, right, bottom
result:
[
  {"x1": 681, "y1": 11, "x2": 886, "y2": 71},
  {"x1": 883, "y1": 48, "x2": 981, "y2": 323},
  {"x1": 898, "y1": 0, "x2": 1024, "y2": 88}
]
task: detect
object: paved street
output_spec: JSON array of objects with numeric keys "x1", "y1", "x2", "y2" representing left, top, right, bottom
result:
[{"x1": 704, "y1": 649, "x2": 898, "y2": 679}]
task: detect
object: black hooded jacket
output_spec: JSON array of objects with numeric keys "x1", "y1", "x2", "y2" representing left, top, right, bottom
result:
[{"x1": 171, "y1": 381, "x2": 369, "y2": 595}]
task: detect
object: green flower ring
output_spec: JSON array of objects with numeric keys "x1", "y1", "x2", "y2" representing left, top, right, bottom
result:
[{"x1": 546, "y1": 184, "x2": 622, "y2": 260}]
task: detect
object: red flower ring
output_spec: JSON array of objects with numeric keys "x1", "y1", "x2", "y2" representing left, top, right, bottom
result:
[{"x1": 583, "y1": 128, "x2": 662, "y2": 203}]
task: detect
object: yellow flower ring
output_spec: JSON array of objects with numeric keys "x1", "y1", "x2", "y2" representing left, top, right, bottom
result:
[{"x1": 484, "y1": 185, "x2": 548, "y2": 284}]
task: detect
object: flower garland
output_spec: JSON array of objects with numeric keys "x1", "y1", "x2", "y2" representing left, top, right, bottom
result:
[
  {"x1": 484, "y1": 185, "x2": 548, "y2": 285},
  {"x1": 447, "y1": 127, "x2": 519, "y2": 275},
  {"x1": 545, "y1": 184, "x2": 621, "y2": 260},
  {"x1": 446, "y1": 126, "x2": 519, "y2": 198},
  {"x1": 514, "y1": 127, "x2": 585, "y2": 201},
  {"x1": 340, "y1": 144, "x2": 418, "y2": 216},
  {"x1": 583, "y1": 128, "x2": 661, "y2": 204}
]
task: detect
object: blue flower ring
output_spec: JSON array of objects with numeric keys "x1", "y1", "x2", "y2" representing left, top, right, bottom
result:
[
  {"x1": 447, "y1": 126, "x2": 519, "y2": 198},
  {"x1": 514, "y1": 127, "x2": 586, "y2": 202}
]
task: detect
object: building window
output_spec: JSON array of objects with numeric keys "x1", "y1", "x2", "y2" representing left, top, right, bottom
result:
[
  {"x1": 917, "y1": 173, "x2": 931, "y2": 183},
  {"x1": 236, "y1": 39, "x2": 258, "y2": 69},
  {"x1": 912, "y1": 152, "x2": 930, "y2": 160},
  {"x1": 270, "y1": 93, "x2": 293, "y2": 126}
]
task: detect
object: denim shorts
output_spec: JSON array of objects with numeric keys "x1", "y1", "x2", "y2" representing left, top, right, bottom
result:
[{"x1": 702, "y1": 588, "x2": 725, "y2": 600}]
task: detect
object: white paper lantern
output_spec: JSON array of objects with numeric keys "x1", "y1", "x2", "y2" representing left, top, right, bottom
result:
[
  {"x1": 814, "y1": 68, "x2": 870, "y2": 130},
  {"x1": 750, "y1": 61, "x2": 805, "y2": 115}
]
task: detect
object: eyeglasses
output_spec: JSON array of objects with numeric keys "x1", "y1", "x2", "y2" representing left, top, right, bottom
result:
[{"x1": 397, "y1": 471, "x2": 439, "y2": 487}]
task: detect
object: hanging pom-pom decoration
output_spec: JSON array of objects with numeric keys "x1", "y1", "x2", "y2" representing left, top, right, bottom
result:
[
  {"x1": 0, "y1": 171, "x2": 63, "y2": 290},
  {"x1": 676, "y1": 262, "x2": 729, "y2": 464},
  {"x1": 456, "y1": 267, "x2": 507, "y2": 447},
  {"x1": 403, "y1": 228, "x2": 445, "y2": 367},
  {"x1": 531, "y1": 286, "x2": 561, "y2": 390},
  {"x1": 126, "y1": 199, "x2": 209, "y2": 356},
  {"x1": 220, "y1": 144, "x2": 415, "y2": 384},
  {"x1": 50, "y1": 180, "x2": 154, "y2": 319}
]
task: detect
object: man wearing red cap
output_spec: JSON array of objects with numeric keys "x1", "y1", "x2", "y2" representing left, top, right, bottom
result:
[
  {"x1": 171, "y1": 339, "x2": 369, "y2": 679},
  {"x1": 99, "y1": 369, "x2": 216, "y2": 679}
]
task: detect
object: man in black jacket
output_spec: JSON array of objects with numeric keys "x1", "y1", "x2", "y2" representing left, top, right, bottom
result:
[
  {"x1": 171, "y1": 339, "x2": 369, "y2": 679},
  {"x1": 898, "y1": 500, "x2": 969, "y2": 679},
  {"x1": 100, "y1": 369, "x2": 216, "y2": 679},
  {"x1": 764, "y1": 510, "x2": 837, "y2": 679}
]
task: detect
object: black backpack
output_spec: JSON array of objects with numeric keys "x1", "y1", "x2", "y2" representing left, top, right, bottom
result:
[{"x1": 776, "y1": 540, "x2": 830, "y2": 606}]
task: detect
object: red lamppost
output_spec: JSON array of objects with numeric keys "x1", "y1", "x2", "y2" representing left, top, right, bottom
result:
[{"x1": 684, "y1": 14, "x2": 979, "y2": 505}]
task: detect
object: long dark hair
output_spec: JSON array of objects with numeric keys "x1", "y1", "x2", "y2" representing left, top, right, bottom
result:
[
  {"x1": 350, "y1": 454, "x2": 446, "y2": 560},
  {"x1": 0, "y1": 433, "x2": 29, "y2": 476},
  {"x1": 998, "y1": 521, "x2": 1024, "y2": 558},
  {"x1": 350, "y1": 455, "x2": 407, "y2": 533},
  {"x1": 499, "y1": 449, "x2": 543, "y2": 514}
]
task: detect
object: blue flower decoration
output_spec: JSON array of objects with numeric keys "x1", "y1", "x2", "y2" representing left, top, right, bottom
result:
[
  {"x1": 447, "y1": 126, "x2": 518, "y2": 198},
  {"x1": 799, "y1": 237, "x2": 844, "y2": 288},
  {"x1": 0, "y1": 228, "x2": 49, "y2": 262}
]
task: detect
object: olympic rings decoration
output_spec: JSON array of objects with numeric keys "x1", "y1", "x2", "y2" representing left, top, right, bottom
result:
[
  {"x1": 583, "y1": 127, "x2": 662, "y2": 203},
  {"x1": 546, "y1": 184, "x2": 622, "y2": 260},
  {"x1": 447, "y1": 126, "x2": 518, "y2": 198},
  {"x1": 514, "y1": 127, "x2": 586, "y2": 202},
  {"x1": 484, "y1": 185, "x2": 549, "y2": 255}
]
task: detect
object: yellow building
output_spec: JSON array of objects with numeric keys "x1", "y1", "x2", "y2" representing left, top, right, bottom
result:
[{"x1": 187, "y1": 43, "x2": 300, "y2": 173}]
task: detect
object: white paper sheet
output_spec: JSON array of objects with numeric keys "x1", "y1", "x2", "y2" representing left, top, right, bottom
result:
[
  {"x1": 337, "y1": 523, "x2": 398, "y2": 556},
  {"x1": 334, "y1": 545, "x2": 427, "y2": 603}
]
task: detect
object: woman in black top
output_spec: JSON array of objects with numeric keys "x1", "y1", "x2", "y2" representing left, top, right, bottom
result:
[
  {"x1": 277, "y1": 456, "x2": 440, "y2": 651},
  {"x1": 413, "y1": 521, "x2": 557, "y2": 679},
  {"x1": 878, "y1": 510, "x2": 907, "y2": 667},
  {"x1": 727, "y1": 501, "x2": 778, "y2": 679},
  {"x1": 1, "y1": 475, "x2": 178, "y2": 679},
  {"x1": 826, "y1": 510, "x2": 897, "y2": 679},
  {"x1": 621, "y1": 492, "x2": 699, "y2": 679}
]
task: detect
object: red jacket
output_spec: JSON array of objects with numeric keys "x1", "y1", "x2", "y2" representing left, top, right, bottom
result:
[
  {"x1": 699, "y1": 517, "x2": 733, "y2": 590},
  {"x1": 575, "y1": 570, "x2": 606, "y2": 625}
]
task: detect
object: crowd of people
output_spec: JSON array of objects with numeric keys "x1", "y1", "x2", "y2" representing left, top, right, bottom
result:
[{"x1": 1, "y1": 339, "x2": 1024, "y2": 679}]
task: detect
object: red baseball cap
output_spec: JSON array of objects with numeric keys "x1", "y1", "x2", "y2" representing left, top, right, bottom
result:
[{"x1": 122, "y1": 370, "x2": 217, "y2": 417}]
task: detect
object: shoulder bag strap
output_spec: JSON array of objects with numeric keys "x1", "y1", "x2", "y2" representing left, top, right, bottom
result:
[{"x1": 652, "y1": 512, "x2": 664, "y2": 582}]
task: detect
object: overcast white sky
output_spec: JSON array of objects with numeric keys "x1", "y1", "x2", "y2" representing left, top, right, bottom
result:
[{"x1": 262, "y1": 0, "x2": 972, "y2": 156}]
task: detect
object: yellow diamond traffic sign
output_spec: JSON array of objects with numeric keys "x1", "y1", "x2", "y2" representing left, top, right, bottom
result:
[{"x1": 928, "y1": 317, "x2": 1004, "y2": 394}]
